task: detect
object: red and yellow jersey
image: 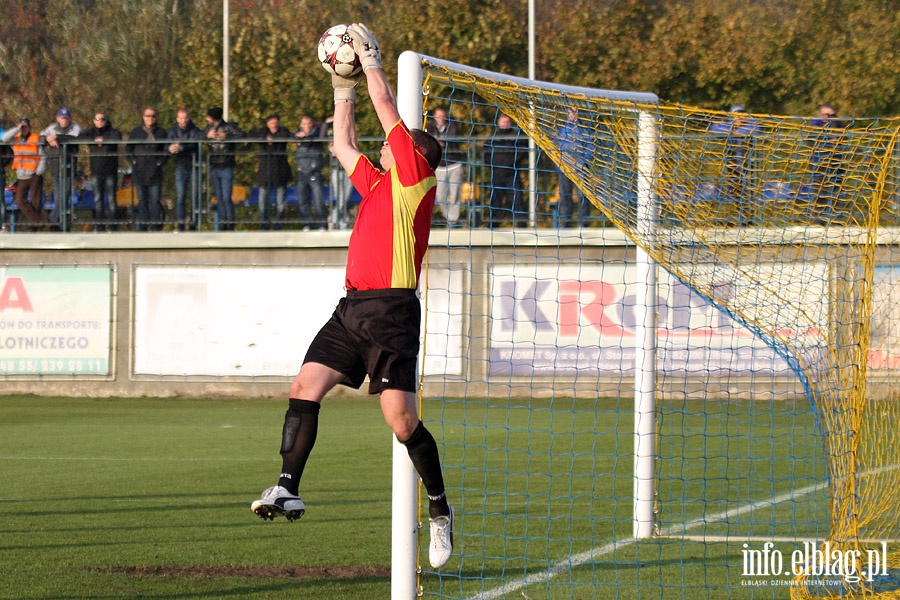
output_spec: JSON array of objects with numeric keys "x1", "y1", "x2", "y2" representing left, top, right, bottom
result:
[{"x1": 345, "y1": 120, "x2": 436, "y2": 291}]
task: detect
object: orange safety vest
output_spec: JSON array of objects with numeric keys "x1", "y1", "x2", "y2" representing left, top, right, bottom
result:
[{"x1": 12, "y1": 132, "x2": 41, "y2": 172}]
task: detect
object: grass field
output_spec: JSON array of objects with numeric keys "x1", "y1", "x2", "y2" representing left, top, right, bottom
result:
[
  {"x1": 0, "y1": 394, "x2": 833, "y2": 599},
  {"x1": 1, "y1": 396, "x2": 396, "y2": 599}
]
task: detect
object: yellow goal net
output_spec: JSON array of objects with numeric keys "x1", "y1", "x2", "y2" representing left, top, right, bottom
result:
[{"x1": 410, "y1": 53, "x2": 900, "y2": 598}]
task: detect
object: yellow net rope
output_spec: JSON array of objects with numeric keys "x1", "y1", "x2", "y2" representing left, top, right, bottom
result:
[{"x1": 422, "y1": 57, "x2": 900, "y2": 597}]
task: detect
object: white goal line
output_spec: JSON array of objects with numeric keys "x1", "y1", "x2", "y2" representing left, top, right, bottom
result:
[
  {"x1": 465, "y1": 479, "x2": 830, "y2": 600},
  {"x1": 465, "y1": 462, "x2": 900, "y2": 600},
  {"x1": 673, "y1": 535, "x2": 900, "y2": 544}
]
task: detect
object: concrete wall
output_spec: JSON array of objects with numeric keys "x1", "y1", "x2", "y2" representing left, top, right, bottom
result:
[
  {"x1": 0, "y1": 229, "x2": 630, "y2": 399},
  {"x1": 3, "y1": 228, "x2": 895, "y2": 401}
]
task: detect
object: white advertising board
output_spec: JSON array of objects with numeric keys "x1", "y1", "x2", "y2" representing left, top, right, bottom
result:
[
  {"x1": 489, "y1": 262, "x2": 832, "y2": 376},
  {"x1": 0, "y1": 267, "x2": 112, "y2": 375},
  {"x1": 421, "y1": 267, "x2": 464, "y2": 377},
  {"x1": 134, "y1": 266, "x2": 345, "y2": 376},
  {"x1": 870, "y1": 265, "x2": 900, "y2": 369},
  {"x1": 134, "y1": 266, "x2": 463, "y2": 377}
]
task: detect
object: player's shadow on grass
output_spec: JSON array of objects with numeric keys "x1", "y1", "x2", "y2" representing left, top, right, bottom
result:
[
  {"x1": 58, "y1": 565, "x2": 393, "y2": 600},
  {"x1": 51, "y1": 577, "x2": 391, "y2": 600}
]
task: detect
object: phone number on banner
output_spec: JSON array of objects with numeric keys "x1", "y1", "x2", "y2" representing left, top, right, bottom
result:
[{"x1": 0, "y1": 358, "x2": 109, "y2": 375}]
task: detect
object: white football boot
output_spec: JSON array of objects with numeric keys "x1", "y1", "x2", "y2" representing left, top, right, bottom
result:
[
  {"x1": 428, "y1": 505, "x2": 454, "y2": 568},
  {"x1": 251, "y1": 485, "x2": 305, "y2": 521}
]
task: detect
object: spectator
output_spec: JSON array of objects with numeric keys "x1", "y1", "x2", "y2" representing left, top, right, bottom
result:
[
  {"x1": 482, "y1": 113, "x2": 528, "y2": 228},
  {"x1": 40, "y1": 107, "x2": 82, "y2": 231},
  {"x1": 204, "y1": 106, "x2": 244, "y2": 231},
  {"x1": 555, "y1": 107, "x2": 592, "y2": 228},
  {"x1": 2, "y1": 118, "x2": 47, "y2": 228},
  {"x1": 595, "y1": 112, "x2": 632, "y2": 226},
  {"x1": 710, "y1": 104, "x2": 759, "y2": 224},
  {"x1": 167, "y1": 108, "x2": 202, "y2": 231},
  {"x1": 807, "y1": 103, "x2": 848, "y2": 225},
  {"x1": 128, "y1": 107, "x2": 169, "y2": 231},
  {"x1": 293, "y1": 114, "x2": 329, "y2": 230},
  {"x1": 250, "y1": 22, "x2": 454, "y2": 570},
  {"x1": 0, "y1": 119, "x2": 8, "y2": 229},
  {"x1": 79, "y1": 112, "x2": 122, "y2": 231},
  {"x1": 250, "y1": 114, "x2": 293, "y2": 230},
  {"x1": 426, "y1": 106, "x2": 465, "y2": 227},
  {"x1": 325, "y1": 116, "x2": 352, "y2": 229}
]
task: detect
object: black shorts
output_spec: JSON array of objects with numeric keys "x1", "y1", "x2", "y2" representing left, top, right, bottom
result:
[{"x1": 304, "y1": 289, "x2": 421, "y2": 394}]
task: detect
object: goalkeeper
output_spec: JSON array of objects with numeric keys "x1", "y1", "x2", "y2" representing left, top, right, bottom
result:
[{"x1": 251, "y1": 23, "x2": 454, "y2": 569}]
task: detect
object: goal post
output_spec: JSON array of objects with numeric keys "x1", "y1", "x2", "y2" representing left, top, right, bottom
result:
[
  {"x1": 633, "y1": 110, "x2": 662, "y2": 540},
  {"x1": 393, "y1": 50, "x2": 428, "y2": 600},
  {"x1": 397, "y1": 50, "x2": 665, "y2": 589}
]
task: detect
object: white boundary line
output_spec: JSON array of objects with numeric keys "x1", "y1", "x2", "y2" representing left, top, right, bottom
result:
[
  {"x1": 677, "y1": 535, "x2": 899, "y2": 544},
  {"x1": 467, "y1": 462, "x2": 900, "y2": 600},
  {"x1": 465, "y1": 480, "x2": 829, "y2": 600}
]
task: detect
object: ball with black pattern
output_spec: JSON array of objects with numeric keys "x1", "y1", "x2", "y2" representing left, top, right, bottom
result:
[{"x1": 317, "y1": 24, "x2": 363, "y2": 78}]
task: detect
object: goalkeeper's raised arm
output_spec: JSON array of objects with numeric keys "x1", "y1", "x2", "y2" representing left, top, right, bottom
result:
[
  {"x1": 330, "y1": 22, "x2": 441, "y2": 180},
  {"x1": 329, "y1": 21, "x2": 402, "y2": 175},
  {"x1": 349, "y1": 22, "x2": 402, "y2": 136},
  {"x1": 329, "y1": 78, "x2": 361, "y2": 175}
]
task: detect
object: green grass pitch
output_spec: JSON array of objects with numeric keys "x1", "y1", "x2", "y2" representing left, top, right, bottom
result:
[{"x1": 0, "y1": 395, "x2": 827, "y2": 599}]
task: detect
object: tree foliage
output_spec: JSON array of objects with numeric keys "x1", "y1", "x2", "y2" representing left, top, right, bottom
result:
[
  {"x1": 1, "y1": 0, "x2": 897, "y2": 136},
  {"x1": 0, "y1": 0, "x2": 187, "y2": 129}
]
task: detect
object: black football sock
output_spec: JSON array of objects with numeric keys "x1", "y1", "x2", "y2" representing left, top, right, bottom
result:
[
  {"x1": 277, "y1": 398, "x2": 320, "y2": 495},
  {"x1": 427, "y1": 492, "x2": 451, "y2": 521},
  {"x1": 400, "y1": 420, "x2": 450, "y2": 519}
]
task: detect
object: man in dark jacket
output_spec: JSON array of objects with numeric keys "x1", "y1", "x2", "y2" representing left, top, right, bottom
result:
[
  {"x1": 807, "y1": 103, "x2": 848, "y2": 225},
  {"x1": 79, "y1": 112, "x2": 122, "y2": 231},
  {"x1": 251, "y1": 114, "x2": 293, "y2": 229},
  {"x1": 482, "y1": 113, "x2": 528, "y2": 228},
  {"x1": 204, "y1": 106, "x2": 244, "y2": 231},
  {"x1": 128, "y1": 107, "x2": 168, "y2": 231},
  {"x1": 293, "y1": 114, "x2": 329, "y2": 230},
  {"x1": 0, "y1": 119, "x2": 8, "y2": 228},
  {"x1": 167, "y1": 108, "x2": 202, "y2": 231}
]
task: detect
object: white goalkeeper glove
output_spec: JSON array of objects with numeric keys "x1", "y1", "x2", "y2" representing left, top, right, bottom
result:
[
  {"x1": 349, "y1": 22, "x2": 381, "y2": 72},
  {"x1": 332, "y1": 72, "x2": 360, "y2": 104}
]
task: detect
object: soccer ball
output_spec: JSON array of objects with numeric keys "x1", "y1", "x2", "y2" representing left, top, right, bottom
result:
[{"x1": 317, "y1": 25, "x2": 362, "y2": 79}]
